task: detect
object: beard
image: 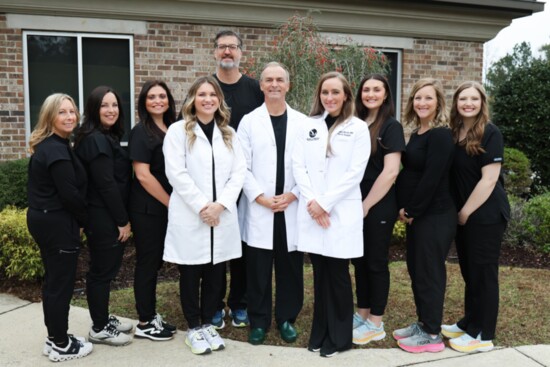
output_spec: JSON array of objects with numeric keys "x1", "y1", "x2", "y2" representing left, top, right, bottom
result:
[{"x1": 218, "y1": 58, "x2": 240, "y2": 70}]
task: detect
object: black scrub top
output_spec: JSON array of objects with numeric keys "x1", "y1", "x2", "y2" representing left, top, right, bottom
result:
[
  {"x1": 76, "y1": 130, "x2": 131, "y2": 227},
  {"x1": 360, "y1": 117, "x2": 406, "y2": 199},
  {"x1": 128, "y1": 123, "x2": 172, "y2": 216},
  {"x1": 451, "y1": 123, "x2": 510, "y2": 224}
]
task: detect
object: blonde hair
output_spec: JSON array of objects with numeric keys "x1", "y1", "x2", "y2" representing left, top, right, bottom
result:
[
  {"x1": 310, "y1": 72, "x2": 356, "y2": 155},
  {"x1": 404, "y1": 78, "x2": 448, "y2": 129},
  {"x1": 450, "y1": 81, "x2": 489, "y2": 156},
  {"x1": 181, "y1": 76, "x2": 233, "y2": 150},
  {"x1": 29, "y1": 93, "x2": 80, "y2": 154}
]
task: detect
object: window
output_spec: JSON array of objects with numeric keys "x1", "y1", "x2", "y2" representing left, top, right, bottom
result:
[{"x1": 23, "y1": 32, "x2": 134, "y2": 143}]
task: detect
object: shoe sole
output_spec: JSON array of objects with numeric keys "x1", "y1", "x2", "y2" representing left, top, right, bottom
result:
[
  {"x1": 353, "y1": 331, "x2": 386, "y2": 345},
  {"x1": 397, "y1": 341, "x2": 445, "y2": 353},
  {"x1": 49, "y1": 348, "x2": 92, "y2": 362},
  {"x1": 185, "y1": 338, "x2": 212, "y2": 355},
  {"x1": 212, "y1": 320, "x2": 225, "y2": 330},
  {"x1": 393, "y1": 332, "x2": 408, "y2": 341},
  {"x1": 449, "y1": 341, "x2": 494, "y2": 353},
  {"x1": 135, "y1": 329, "x2": 174, "y2": 341},
  {"x1": 320, "y1": 351, "x2": 338, "y2": 357},
  {"x1": 88, "y1": 336, "x2": 132, "y2": 346},
  {"x1": 441, "y1": 329, "x2": 465, "y2": 339},
  {"x1": 231, "y1": 320, "x2": 248, "y2": 328}
]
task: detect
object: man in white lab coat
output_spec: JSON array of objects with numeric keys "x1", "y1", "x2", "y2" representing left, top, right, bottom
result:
[{"x1": 237, "y1": 62, "x2": 306, "y2": 345}]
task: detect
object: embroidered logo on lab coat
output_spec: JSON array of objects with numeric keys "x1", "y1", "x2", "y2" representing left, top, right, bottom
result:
[{"x1": 307, "y1": 129, "x2": 319, "y2": 141}]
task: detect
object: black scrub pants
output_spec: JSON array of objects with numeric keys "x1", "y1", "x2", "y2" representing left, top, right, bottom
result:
[
  {"x1": 308, "y1": 253, "x2": 353, "y2": 354},
  {"x1": 455, "y1": 221, "x2": 506, "y2": 340},
  {"x1": 27, "y1": 208, "x2": 80, "y2": 344},
  {"x1": 85, "y1": 206, "x2": 126, "y2": 330},
  {"x1": 130, "y1": 210, "x2": 167, "y2": 322},
  {"x1": 218, "y1": 243, "x2": 247, "y2": 311},
  {"x1": 179, "y1": 262, "x2": 226, "y2": 329},
  {"x1": 405, "y1": 207, "x2": 456, "y2": 335},
  {"x1": 352, "y1": 194, "x2": 397, "y2": 315},
  {"x1": 246, "y1": 213, "x2": 304, "y2": 329}
]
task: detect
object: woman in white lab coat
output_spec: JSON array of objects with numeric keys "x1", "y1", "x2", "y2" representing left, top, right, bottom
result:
[
  {"x1": 292, "y1": 71, "x2": 371, "y2": 357},
  {"x1": 163, "y1": 76, "x2": 246, "y2": 355}
]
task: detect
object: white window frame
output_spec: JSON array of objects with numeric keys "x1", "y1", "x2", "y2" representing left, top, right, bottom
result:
[
  {"x1": 378, "y1": 48, "x2": 403, "y2": 119},
  {"x1": 22, "y1": 31, "x2": 135, "y2": 146}
]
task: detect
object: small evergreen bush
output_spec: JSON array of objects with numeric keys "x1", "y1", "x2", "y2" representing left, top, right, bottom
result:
[
  {"x1": 502, "y1": 195, "x2": 528, "y2": 248},
  {"x1": 0, "y1": 206, "x2": 44, "y2": 280},
  {"x1": 0, "y1": 158, "x2": 29, "y2": 210},
  {"x1": 522, "y1": 192, "x2": 550, "y2": 253},
  {"x1": 503, "y1": 147, "x2": 532, "y2": 197}
]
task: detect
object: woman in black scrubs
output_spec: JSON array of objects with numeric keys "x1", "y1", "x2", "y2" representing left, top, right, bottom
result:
[
  {"x1": 352, "y1": 74, "x2": 405, "y2": 345},
  {"x1": 27, "y1": 93, "x2": 93, "y2": 362},
  {"x1": 74, "y1": 86, "x2": 133, "y2": 346},
  {"x1": 394, "y1": 78, "x2": 456, "y2": 353},
  {"x1": 444, "y1": 81, "x2": 510, "y2": 353},
  {"x1": 129, "y1": 81, "x2": 177, "y2": 340}
]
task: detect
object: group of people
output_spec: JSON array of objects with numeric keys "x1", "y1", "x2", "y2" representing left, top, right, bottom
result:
[{"x1": 27, "y1": 30, "x2": 509, "y2": 362}]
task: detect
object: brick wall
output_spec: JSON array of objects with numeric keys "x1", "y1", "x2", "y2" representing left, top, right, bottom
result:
[
  {"x1": 0, "y1": 15, "x2": 25, "y2": 161},
  {"x1": 0, "y1": 17, "x2": 484, "y2": 160}
]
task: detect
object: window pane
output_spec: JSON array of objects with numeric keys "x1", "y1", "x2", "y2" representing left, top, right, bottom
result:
[
  {"x1": 27, "y1": 35, "x2": 78, "y2": 130},
  {"x1": 82, "y1": 38, "x2": 131, "y2": 141}
]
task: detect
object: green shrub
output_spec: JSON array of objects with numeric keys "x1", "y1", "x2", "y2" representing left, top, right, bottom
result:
[
  {"x1": 522, "y1": 192, "x2": 550, "y2": 253},
  {"x1": 502, "y1": 195, "x2": 528, "y2": 248},
  {"x1": 0, "y1": 158, "x2": 29, "y2": 210},
  {"x1": 0, "y1": 206, "x2": 44, "y2": 280},
  {"x1": 503, "y1": 148, "x2": 532, "y2": 197}
]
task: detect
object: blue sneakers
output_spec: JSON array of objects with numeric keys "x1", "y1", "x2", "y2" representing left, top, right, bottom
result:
[
  {"x1": 229, "y1": 309, "x2": 249, "y2": 328},
  {"x1": 211, "y1": 309, "x2": 226, "y2": 329}
]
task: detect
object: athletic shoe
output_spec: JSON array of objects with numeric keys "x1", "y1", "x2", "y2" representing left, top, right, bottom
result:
[
  {"x1": 135, "y1": 318, "x2": 174, "y2": 341},
  {"x1": 353, "y1": 312, "x2": 364, "y2": 329},
  {"x1": 229, "y1": 309, "x2": 249, "y2": 328},
  {"x1": 211, "y1": 309, "x2": 226, "y2": 329},
  {"x1": 320, "y1": 348, "x2": 338, "y2": 358},
  {"x1": 108, "y1": 315, "x2": 133, "y2": 333},
  {"x1": 48, "y1": 335, "x2": 93, "y2": 362},
  {"x1": 397, "y1": 329, "x2": 445, "y2": 353},
  {"x1": 449, "y1": 333, "x2": 494, "y2": 353},
  {"x1": 393, "y1": 322, "x2": 423, "y2": 340},
  {"x1": 89, "y1": 323, "x2": 132, "y2": 346},
  {"x1": 353, "y1": 319, "x2": 386, "y2": 345},
  {"x1": 441, "y1": 323, "x2": 466, "y2": 339},
  {"x1": 43, "y1": 335, "x2": 86, "y2": 356},
  {"x1": 185, "y1": 327, "x2": 212, "y2": 355},
  {"x1": 154, "y1": 313, "x2": 177, "y2": 334},
  {"x1": 307, "y1": 346, "x2": 321, "y2": 353},
  {"x1": 202, "y1": 324, "x2": 225, "y2": 351}
]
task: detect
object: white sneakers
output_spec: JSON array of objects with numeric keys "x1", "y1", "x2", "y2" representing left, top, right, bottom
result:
[
  {"x1": 449, "y1": 333, "x2": 494, "y2": 353},
  {"x1": 185, "y1": 325, "x2": 226, "y2": 355},
  {"x1": 89, "y1": 323, "x2": 132, "y2": 346},
  {"x1": 47, "y1": 335, "x2": 93, "y2": 362},
  {"x1": 352, "y1": 319, "x2": 386, "y2": 345},
  {"x1": 441, "y1": 323, "x2": 466, "y2": 339}
]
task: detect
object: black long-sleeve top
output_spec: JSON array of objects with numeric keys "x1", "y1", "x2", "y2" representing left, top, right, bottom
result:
[
  {"x1": 27, "y1": 134, "x2": 88, "y2": 226},
  {"x1": 75, "y1": 130, "x2": 131, "y2": 227},
  {"x1": 396, "y1": 127, "x2": 455, "y2": 218}
]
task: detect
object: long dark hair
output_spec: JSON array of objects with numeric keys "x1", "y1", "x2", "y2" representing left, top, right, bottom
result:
[
  {"x1": 137, "y1": 80, "x2": 176, "y2": 138},
  {"x1": 355, "y1": 73, "x2": 395, "y2": 155},
  {"x1": 74, "y1": 86, "x2": 125, "y2": 147}
]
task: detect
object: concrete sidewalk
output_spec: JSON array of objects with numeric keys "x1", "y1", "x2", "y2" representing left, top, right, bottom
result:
[{"x1": 0, "y1": 293, "x2": 548, "y2": 367}]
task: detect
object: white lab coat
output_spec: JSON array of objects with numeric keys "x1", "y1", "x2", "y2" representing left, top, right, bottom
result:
[
  {"x1": 163, "y1": 119, "x2": 246, "y2": 265},
  {"x1": 237, "y1": 103, "x2": 306, "y2": 251},
  {"x1": 292, "y1": 112, "x2": 370, "y2": 259}
]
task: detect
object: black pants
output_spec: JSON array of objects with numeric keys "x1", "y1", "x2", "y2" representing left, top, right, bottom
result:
[
  {"x1": 308, "y1": 254, "x2": 353, "y2": 353},
  {"x1": 247, "y1": 213, "x2": 303, "y2": 329},
  {"x1": 352, "y1": 194, "x2": 397, "y2": 315},
  {"x1": 218, "y1": 242, "x2": 247, "y2": 311},
  {"x1": 27, "y1": 208, "x2": 80, "y2": 344},
  {"x1": 130, "y1": 211, "x2": 167, "y2": 322},
  {"x1": 406, "y1": 207, "x2": 456, "y2": 335},
  {"x1": 456, "y1": 221, "x2": 506, "y2": 340},
  {"x1": 179, "y1": 262, "x2": 226, "y2": 329},
  {"x1": 85, "y1": 206, "x2": 126, "y2": 330}
]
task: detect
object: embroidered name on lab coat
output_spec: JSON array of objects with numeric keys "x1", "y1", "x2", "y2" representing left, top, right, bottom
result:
[{"x1": 337, "y1": 130, "x2": 354, "y2": 137}]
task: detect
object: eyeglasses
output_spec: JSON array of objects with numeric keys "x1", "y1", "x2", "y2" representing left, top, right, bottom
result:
[{"x1": 215, "y1": 44, "x2": 240, "y2": 51}]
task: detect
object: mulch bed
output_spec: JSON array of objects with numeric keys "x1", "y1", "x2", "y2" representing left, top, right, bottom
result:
[{"x1": 1, "y1": 242, "x2": 549, "y2": 303}]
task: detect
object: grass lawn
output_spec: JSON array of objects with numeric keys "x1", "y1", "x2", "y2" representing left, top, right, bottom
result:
[{"x1": 72, "y1": 261, "x2": 550, "y2": 348}]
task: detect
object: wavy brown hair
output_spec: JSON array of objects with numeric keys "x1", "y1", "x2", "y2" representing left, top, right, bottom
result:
[
  {"x1": 310, "y1": 71, "x2": 355, "y2": 156},
  {"x1": 450, "y1": 81, "x2": 489, "y2": 156},
  {"x1": 181, "y1": 76, "x2": 233, "y2": 150},
  {"x1": 29, "y1": 93, "x2": 80, "y2": 154},
  {"x1": 404, "y1": 78, "x2": 448, "y2": 129}
]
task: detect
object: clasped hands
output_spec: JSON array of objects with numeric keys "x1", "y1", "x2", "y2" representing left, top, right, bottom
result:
[
  {"x1": 255, "y1": 192, "x2": 297, "y2": 213},
  {"x1": 307, "y1": 199, "x2": 330, "y2": 229},
  {"x1": 200, "y1": 202, "x2": 225, "y2": 227}
]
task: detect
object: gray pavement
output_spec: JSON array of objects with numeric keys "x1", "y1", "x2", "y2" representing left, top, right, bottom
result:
[{"x1": 0, "y1": 293, "x2": 548, "y2": 367}]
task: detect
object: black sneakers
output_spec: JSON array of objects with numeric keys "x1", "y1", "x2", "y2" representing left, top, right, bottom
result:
[
  {"x1": 135, "y1": 317, "x2": 174, "y2": 341},
  {"x1": 48, "y1": 335, "x2": 93, "y2": 362},
  {"x1": 154, "y1": 313, "x2": 177, "y2": 334}
]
